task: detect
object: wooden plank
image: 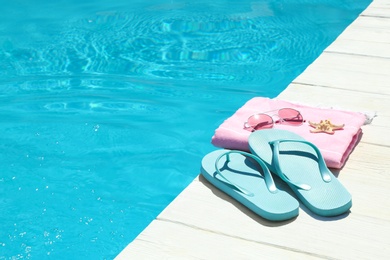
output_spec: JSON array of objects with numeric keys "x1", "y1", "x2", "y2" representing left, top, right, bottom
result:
[
  {"x1": 347, "y1": 15, "x2": 390, "y2": 30},
  {"x1": 277, "y1": 83, "x2": 390, "y2": 117},
  {"x1": 360, "y1": 121, "x2": 390, "y2": 146},
  {"x1": 155, "y1": 177, "x2": 390, "y2": 260},
  {"x1": 292, "y1": 53, "x2": 390, "y2": 95},
  {"x1": 332, "y1": 16, "x2": 390, "y2": 43},
  {"x1": 333, "y1": 143, "x2": 390, "y2": 219},
  {"x1": 362, "y1": 0, "x2": 390, "y2": 18},
  {"x1": 346, "y1": 142, "x2": 390, "y2": 173},
  {"x1": 326, "y1": 40, "x2": 390, "y2": 58},
  {"x1": 115, "y1": 220, "x2": 324, "y2": 259},
  {"x1": 325, "y1": 16, "x2": 390, "y2": 57}
]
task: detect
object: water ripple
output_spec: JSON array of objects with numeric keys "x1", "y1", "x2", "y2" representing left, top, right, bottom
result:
[{"x1": 0, "y1": 3, "x2": 343, "y2": 86}]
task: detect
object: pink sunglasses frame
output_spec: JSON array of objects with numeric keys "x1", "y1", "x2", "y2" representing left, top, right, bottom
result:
[{"x1": 244, "y1": 108, "x2": 305, "y2": 132}]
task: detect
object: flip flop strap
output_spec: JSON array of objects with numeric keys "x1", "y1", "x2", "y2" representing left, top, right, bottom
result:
[
  {"x1": 270, "y1": 139, "x2": 332, "y2": 191},
  {"x1": 215, "y1": 150, "x2": 277, "y2": 196}
]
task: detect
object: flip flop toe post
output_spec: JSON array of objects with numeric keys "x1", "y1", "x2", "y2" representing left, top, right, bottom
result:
[{"x1": 201, "y1": 150, "x2": 299, "y2": 221}]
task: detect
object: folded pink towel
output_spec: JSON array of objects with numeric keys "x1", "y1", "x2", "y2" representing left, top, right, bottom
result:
[{"x1": 211, "y1": 97, "x2": 367, "y2": 169}]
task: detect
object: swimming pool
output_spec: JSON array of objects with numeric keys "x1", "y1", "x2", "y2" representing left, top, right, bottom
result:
[{"x1": 0, "y1": 0, "x2": 371, "y2": 259}]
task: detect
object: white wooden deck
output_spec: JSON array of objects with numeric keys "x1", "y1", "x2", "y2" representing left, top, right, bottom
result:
[{"x1": 116, "y1": 1, "x2": 390, "y2": 259}]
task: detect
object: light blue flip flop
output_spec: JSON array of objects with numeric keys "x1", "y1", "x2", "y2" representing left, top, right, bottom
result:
[
  {"x1": 201, "y1": 149, "x2": 299, "y2": 221},
  {"x1": 248, "y1": 129, "x2": 352, "y2": 217}
]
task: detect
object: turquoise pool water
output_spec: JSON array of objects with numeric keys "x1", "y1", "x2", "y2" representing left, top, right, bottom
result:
[{"x1": 0, "y1": 0, "x2": 371, "y2": 258}]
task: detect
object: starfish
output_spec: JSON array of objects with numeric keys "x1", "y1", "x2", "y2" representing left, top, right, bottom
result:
[{"x1": 308, "y1": 119, "x2": 344, "y2": 134}]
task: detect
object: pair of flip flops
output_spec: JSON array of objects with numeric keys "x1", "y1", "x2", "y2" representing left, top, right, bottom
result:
[{"x1": 201, "y1": 129, "x2": 352, "y2": 221}]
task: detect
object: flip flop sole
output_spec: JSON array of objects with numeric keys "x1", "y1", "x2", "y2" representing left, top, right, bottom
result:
[
  {"x1": 201, "y1": 149, "x2": 299, "y2": 221},
  {"x1": 249, "y1": 129, "x2": 352, "y2": 217}
]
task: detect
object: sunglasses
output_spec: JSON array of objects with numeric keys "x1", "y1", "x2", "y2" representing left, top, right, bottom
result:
[{"x1": 244, "y1": 108, "x2": 305, "y2": 132}]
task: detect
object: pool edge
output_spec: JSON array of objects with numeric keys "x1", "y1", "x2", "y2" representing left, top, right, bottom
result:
[{"x1": 116, "y1": 1, "x2": 390, "y2": 258}]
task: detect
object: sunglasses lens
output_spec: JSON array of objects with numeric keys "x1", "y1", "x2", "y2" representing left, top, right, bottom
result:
[
  {"x1": 278, "y1": 108, "x2": 303, "y2": 125},
  {"x1": 247, "y1": 114, "x2": 273, "y2": 130}
]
